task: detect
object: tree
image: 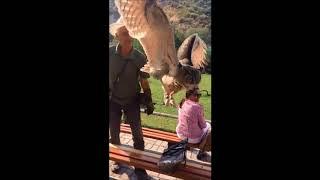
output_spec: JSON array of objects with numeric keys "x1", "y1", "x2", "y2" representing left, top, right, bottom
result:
[
  {"x1": 174, "y1": 30, "x2": 185, "y2": 49},
  {"x1": 205, "y1": 47, "x2": 212, "y2": 74},
  {"x1": 185, "y1": 27, "x2": 210, "y2": 45}
]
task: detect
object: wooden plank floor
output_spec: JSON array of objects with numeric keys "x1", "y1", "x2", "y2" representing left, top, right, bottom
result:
[{"x1": 109, "y1": 132, "x2": 211, "y2": 180}]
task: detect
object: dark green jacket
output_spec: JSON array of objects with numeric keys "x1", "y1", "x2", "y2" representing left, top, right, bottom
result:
[{"x1": 109, "y1": 44, "x2": 149, "y2": 105}]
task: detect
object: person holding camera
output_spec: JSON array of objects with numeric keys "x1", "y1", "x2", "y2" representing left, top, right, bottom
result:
[{"x1": 109, "y1": 19, "x2": 154, "y2": 179}]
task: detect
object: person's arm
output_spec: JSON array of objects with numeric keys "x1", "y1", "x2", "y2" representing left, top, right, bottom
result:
[
  {"x1": 135, "y1": 51, "x2": 154, "y2": 114},
  {"x1": 197, "y1": 105, "x2": 207, "y2": 129},
  {"x1": 139, "y1": 73, "x2": 150, "y2": 90},
  {"x1": 136, "y1": 51, "x2": 151, "y2": 92},
  {"x1": 139, "y1": 71, "x2": 154, "y2": 115},
  {"x1": 139, "y1": 71, "x2": 151, "y2": 95}
]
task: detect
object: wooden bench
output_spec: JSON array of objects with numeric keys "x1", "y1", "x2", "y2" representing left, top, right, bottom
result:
[
  {"x1": 109, "y1": 143, "x2": 211, "y2": 180},
  {"x1": 120, "y1": 123, "x2": 202, "y2": 150}
]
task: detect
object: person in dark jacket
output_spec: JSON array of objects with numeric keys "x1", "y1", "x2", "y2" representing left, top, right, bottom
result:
[{"x1": 109, "y1": 20, "x2": 154, "y2": 179}]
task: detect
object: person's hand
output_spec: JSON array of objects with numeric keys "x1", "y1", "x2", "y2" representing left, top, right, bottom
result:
[
  {"x1": 143, "y1": 89, "x2": 154, "y2": 115},
  {"x1": 145, "y1": 102, "x2": 154, "y2": 115}
]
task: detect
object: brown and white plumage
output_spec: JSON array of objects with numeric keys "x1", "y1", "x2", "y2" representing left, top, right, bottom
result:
[
  {"x1": 115, "y1": 0, "x2": 179, "y2": 78},
  {"x1": 114, "y1": 0, "x2": 208, "y2": 106},
  {"x1": 177, "y1": 33, "x2": 208, "y2": 69},
  {"x1": 161, "y1": 33, "x2": 208, "y2": 106}
]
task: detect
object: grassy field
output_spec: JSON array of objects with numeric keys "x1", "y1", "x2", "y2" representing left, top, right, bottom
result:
[{"x1": 137, "y1": 74, "x2": 212, "y2": 132}]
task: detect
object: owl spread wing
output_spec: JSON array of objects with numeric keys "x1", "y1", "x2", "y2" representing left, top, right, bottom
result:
[
  {"x1": 177, "y1": 33, "x2": 208, "y2": 69},
  {"x1": 115, "y1": 0, "x2": 179, "y2": 77}
]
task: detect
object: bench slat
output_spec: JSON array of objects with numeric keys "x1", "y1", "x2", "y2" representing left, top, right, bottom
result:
[
  {"x1": 110, "y1": 143, "x2": 211, "y2": 171},
  {"x1": 121, "y1": 125, "x2": 202, "y2": 149},
  {"x1": 121, "y1": 123, "x2": 178, "y2": 137},
  {"x1": 121, "y1": 126, "x2": 181, "y2": 142},
  {"x1": 109, "y1": 153, "x2": 210, "y2": 180},
  {"x1": 110, "y1": 144, "x2": 211, "y2": 180},
  {"x1": 119, "y1": 123, "x2": 212, "y2": 167},
  {"x1": 109, "y1": 153, "x2": 158, "y2": 172}
]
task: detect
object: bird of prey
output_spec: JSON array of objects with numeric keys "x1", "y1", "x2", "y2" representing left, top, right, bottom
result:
[
  {"x1": 161, "y1": 33, "x2": 207, "y2": 106},
  {"x1": 113, "y1": 0, "x2": 208, "y2": 106}
]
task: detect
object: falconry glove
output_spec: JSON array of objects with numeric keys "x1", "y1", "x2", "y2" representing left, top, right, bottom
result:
[{"x1": 143, "y1": 89, "x2": 154, "y2": 115}]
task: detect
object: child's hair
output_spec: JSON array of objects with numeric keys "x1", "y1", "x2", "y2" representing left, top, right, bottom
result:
[
  {"x1": 179, "y1": 98, "x2": 186, "y2": 108},
  {"x1": 179, "y1": 88, "x2": 199, "y2": 108}
]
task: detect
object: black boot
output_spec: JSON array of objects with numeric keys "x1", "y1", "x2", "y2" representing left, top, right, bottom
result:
[
  {"x1": 134, "y1": 168, "x2": 149, "y2": 180},
  {"x1": 111, "y1": 163, "x2": 126, "y2": 174},
  {"x1": 196, "y1": 151, "x2": 211, "y2": 162}
]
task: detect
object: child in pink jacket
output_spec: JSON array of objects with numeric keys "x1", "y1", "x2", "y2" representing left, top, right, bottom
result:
[{"x1": 176, "y1": 88, "x2": 211, "y2": 160}]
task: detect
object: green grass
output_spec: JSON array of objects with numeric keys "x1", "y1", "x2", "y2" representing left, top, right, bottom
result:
[
  {"x1": 141, "y1": 114, "x2": 178, "y2": 133},
  {"x1": 139, "y1": 74, "x2": 212, "y2": 132},
  {"x1": 149, "y1": 74, "x2": 212, "y2": 119}
]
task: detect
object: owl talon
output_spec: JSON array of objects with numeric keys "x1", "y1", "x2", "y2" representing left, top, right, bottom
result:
[
  {"x1": 140, "y1": 65, "x2": 150, "y2": 74},
  {"x1": 164, "y1": 99, "x2": 170, "y2": 106},
  {"x1": 163, "y1": 94, "x2": 170, "y2": 106},
  {"x1": 169, "y1": 99, "x2": 176, "y2": 107}
]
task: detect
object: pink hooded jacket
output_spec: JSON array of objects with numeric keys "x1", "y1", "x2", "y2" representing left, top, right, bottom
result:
[{"x1": 176, "y1": 99, "x2": 208, "y2": 143}]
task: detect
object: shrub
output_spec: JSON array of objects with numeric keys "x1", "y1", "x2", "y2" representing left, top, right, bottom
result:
[
  {"x1": 199, "y1": 14, "x2": 207, "y2": 20},
  {"x1": 187, "y1": 13, "x2": 198, "y2": 19},
  {"x1": 177, "y1": 8, "x2": 188, "y2": 18},
  {"x1": 133, "y1": 39, "x2": 145, "y2": 55}
]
